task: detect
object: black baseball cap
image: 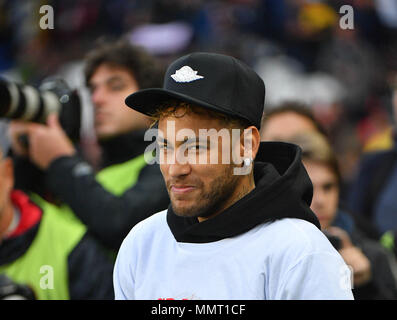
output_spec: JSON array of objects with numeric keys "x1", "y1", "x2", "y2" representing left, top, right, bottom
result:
[{"x1": 125, "y1": 52, "x2": 265, "y2": 129}]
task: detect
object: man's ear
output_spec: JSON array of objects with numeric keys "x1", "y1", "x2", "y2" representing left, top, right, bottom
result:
[{"x1": 240, "y1": 126, "x2": 261, "y2": 161}]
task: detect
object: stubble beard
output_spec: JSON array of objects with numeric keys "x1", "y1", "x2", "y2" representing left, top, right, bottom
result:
[{"x1": 170, "y1": 166, "x2": 241, "y2": 219}]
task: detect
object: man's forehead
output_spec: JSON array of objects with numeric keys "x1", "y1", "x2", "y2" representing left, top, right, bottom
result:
[
  {"x1": 158, "y1": 118, "x2": 229, "y2": 135},
  {"x1": 158, "y1": 107, "x2": 225, "y2": 126},
  {"x1": 89, "y1": 64, "x2": 134, "y2": 84},
  {"x1": 156, "y1": 118, "x2": 241, "y2": 148}
]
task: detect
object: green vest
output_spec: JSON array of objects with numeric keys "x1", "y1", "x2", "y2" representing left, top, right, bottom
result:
[
  {"x1": 96, "y1": 153, "x2": 148, "y2": 196},
  {"x1": 0, "y1": 154, "x2": 149, "y2": 299},
  {"x1": 0, "y1": 196, "x2": 86, "y2": 300}
]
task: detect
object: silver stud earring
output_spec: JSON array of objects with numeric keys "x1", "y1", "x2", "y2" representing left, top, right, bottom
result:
[{"x1": 243, "y1": 158, "x2": 252, "y2": 167}]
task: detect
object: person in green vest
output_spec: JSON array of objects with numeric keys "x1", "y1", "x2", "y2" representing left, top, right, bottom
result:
[
  {"x1": 8, "y1": 40, "x2": 170, "y2": 251},
  {"x1": 0, "y1": 143, "x2": 114, "y2": 300}
]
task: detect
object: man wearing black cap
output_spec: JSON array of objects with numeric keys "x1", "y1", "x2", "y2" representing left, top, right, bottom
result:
[{"x1": 114, "y1": 52, "x2": 354, "y2": 300}]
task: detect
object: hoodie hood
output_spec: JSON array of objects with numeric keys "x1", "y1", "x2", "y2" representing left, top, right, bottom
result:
[{"x1": 167, "y1": 141, "x2": 321, "y2": 243}]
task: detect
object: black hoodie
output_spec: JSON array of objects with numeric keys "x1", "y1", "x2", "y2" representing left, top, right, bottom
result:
[{"x1": 167, "y1": 141, "x2": 321, "y2": 243}]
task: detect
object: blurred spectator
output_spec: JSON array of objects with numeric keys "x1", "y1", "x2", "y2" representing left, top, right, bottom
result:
[
  {"x1": 356, "y1": 103, "x2": 394, "y2": 153},
  {"x1": 255, "y1": 53, "x2": 346, "y2": 134},
  {"x1": 315, "y1": 23, "x2": 385, "y2": 118},
  {"x1": 286, "y1": 131, "x2": 397, "y2": 300},
  {"x1": 8, "y1": 40, "x2": 170, "y2": 251},
  {"x1": 260, "y1": 101, "x2": 328, "y2": 142},
  {"x1": 260, "y1": 101, "x2": 357, "y2": 184},
  {"x1": 260, "y1": 101, "x2": 376, "y2": 239},
  {"x1": 348, "y1": 84, "x2": 397, "y2": 237},
  {"x1": 0, "y1": 142, "x2": 114, "y2": 299},
  {"x1": 128, "y1": 22, "x2": 194, "y2": 56}
]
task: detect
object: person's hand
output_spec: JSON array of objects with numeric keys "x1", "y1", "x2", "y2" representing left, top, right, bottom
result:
[
  {"x1": 10, "y1": 113, "x2": 76, "y2": 170},
  {"x1": 8, "y1": 120, "x2": 31, "y2": 157},
  {"x1": 26, "y1": 113, "x2": 76, "y2": 170},
  {"x1": 326, "y1": 226, "x2": 353, "y2": 248},
  {"x1": 339, "y1": 246, "x2": 372, "y2": 287},
  {"x1": 327, "y1": 226, "x2": 371, "y2": 287}
]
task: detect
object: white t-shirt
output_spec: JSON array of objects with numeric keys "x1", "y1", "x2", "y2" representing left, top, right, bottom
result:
[{"x1": 113, "y1": 210, "x2": 354, "y2": 300}]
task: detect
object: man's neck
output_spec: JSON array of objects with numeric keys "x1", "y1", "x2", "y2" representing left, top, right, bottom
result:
[{"x1": 235, "y1": 176, "x2": 256, "y2": 203}]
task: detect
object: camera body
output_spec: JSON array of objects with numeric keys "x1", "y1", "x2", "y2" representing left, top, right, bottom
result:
[
  {"x1": 0, "y1": 274, "x2": 36, "y2": 300},
  {"x1": 0, "y1": 77, "x2": 81, "y2": 142},
  {"x1": 0, "y1": 77, "x2": 82, "y2": 199}
]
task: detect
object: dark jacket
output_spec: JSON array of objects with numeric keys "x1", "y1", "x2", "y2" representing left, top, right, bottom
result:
[
  {"x1": 43, "y1": 130, "x2": 170, "y2": 250},
  {"x1": 0, "y1": 190, "x2": 114, "y2": 299},
  {"x1": 332, "y1": 209, "x2": 397, "y2": 300},
  {"x1": 348, "y1": 135, "x2": 397, "y2": 238}
]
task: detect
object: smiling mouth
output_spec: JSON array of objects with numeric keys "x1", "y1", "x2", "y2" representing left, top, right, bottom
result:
[{"x1": 170, "y1": 185, "x2": 196, "y2": 194}]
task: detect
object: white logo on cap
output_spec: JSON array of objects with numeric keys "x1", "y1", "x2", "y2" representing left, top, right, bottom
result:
[{"x1": 171, "y1": 66, "x2": 204, "y2": 83}]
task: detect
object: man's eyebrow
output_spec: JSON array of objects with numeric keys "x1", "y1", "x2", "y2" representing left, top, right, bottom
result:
[
  {"x1": 157, "y1": 136, "x2": 195, "y2": 145},
  {"x1": 106, "y1": 76, "x2": 124, "y2": 83},
  {"x1": 181, "y1": 137, "x2": 198, "y2": 144},
  {"x1": 182, "y1": 136, "x2": 211, "y2": 144},
  {"x1": 88, "y1": 76, "x2": 125, "y2": 89},
  {"x1": 157, "y1": 136, "x2": 211, "y2": 146},
  {"x1": 184, "y1": 137, "x2": 217, "y2": 149}
]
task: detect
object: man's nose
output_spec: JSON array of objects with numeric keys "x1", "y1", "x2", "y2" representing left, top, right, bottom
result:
[
  {"x1": 91, "y1": 87, "x2": 107, "y2": 107},
  {"x1": 168, "y1": 160, "x2": 191, "y2": 178},
  {"x1": 312, "y1": 189, "x2": 325, "y2": 209}
]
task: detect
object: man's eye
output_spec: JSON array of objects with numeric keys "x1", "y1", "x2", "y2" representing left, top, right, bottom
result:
[
  {"x1": 110, "y1": 84, "x2": 125, "y2": 91},
  {"x1": 108, "y1": 81, "x2": 126, "y2": 91},
  {"x1": 323, "y1": 183, "x2": 336, "y2": 192},
  {"x1": 187, "y1": 145, "x2": 206, "y2": 151},
  {"x1": 159, "y1": 144, "x2": 175, "y2": 152}
]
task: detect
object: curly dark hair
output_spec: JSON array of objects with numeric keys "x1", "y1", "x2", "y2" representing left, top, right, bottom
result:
[
  {"x1": 84, "y1": 39, "x2": 164, "y2": 89},
  {"x1": 150, "y1": 100, "x2": 251, "y2": 130}
]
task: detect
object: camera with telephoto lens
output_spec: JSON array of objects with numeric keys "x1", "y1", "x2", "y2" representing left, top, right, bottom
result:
[{"x1": 0, "y1": 76, "x2": 81, "y2": 143}]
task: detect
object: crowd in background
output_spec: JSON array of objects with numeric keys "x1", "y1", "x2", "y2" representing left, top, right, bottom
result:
[
  {"x1": 1, "y1": 0, "x2": 397, "y2": 299},
  {"x1": 1, "y1": 0, "x2": 397, "y2": 187}
]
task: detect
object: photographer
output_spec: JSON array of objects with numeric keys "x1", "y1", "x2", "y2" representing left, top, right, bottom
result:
[{"x1": 8, "y1": 40, "x2": 170, "y2": 251}]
